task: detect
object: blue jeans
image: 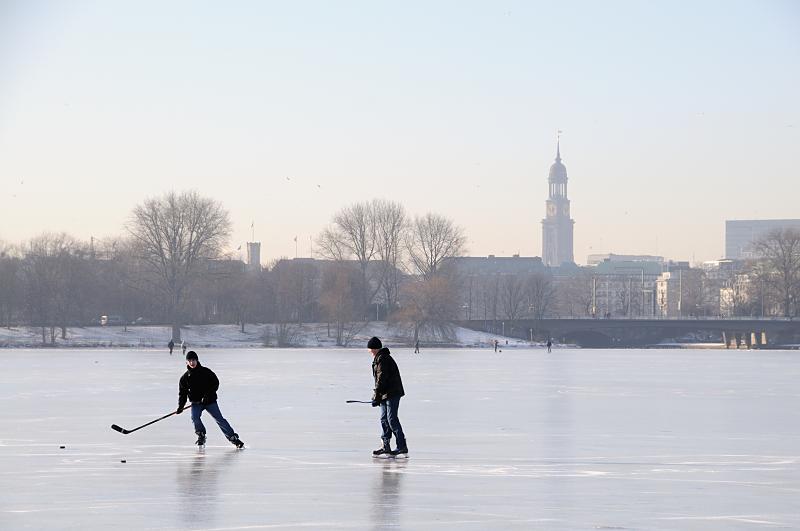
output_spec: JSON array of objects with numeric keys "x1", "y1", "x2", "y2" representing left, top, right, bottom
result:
[
  {"x1": 191, "y1": 402, "x2": 237, "y2": 439},
  {"x1": 379, "y1": 396, "x2": 407, "y2": 450}
]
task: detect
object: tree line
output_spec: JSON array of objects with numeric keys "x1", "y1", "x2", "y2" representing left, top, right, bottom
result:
[
  {"x1": 2, "y1": 191, "x2": 798, "y2": 345},
  {"x1": 0, "y1": 191, "x2": 467, "y2": 345}
]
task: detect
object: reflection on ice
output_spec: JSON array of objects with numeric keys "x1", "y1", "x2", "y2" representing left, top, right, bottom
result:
[{"x1": 371, "y1": 459, "x2": 406, "y2": 530}]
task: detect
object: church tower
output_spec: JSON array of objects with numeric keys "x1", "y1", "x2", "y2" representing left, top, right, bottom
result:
[{"x1": 541, "y1": 140, "x2": 575, "y2": 266}]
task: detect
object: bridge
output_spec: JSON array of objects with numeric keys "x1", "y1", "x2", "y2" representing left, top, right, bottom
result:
[{"x1": 457, "y1": 318, "x2": 800, "y2": 348}]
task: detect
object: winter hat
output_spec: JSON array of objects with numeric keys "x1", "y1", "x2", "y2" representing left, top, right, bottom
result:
[
  {"x1": 367, "y1": 337, "x2": 382, "y2": 349},
  {"x1": 185, "y1": 350, "x2": 198, "y2": 361}
]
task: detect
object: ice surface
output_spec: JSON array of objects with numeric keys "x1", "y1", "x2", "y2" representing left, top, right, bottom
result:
[{"x1": 1, "y1": 348, "x2": 799, "y2": 530}]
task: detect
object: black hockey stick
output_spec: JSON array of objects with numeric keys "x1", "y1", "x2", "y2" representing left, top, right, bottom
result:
[
  {"x1": 346, "y1": 400, "x2": 373, "y2": 404},
  {"x1": 111, "y1": 405, "x2": 190, "y2": 435}
]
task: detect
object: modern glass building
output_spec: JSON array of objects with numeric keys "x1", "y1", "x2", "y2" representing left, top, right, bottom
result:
[{"x1": 725, "y1": 219, "x2": 800, "y2": 259}]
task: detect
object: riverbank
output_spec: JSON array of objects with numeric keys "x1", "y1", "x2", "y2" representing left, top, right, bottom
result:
[{"x1": 0, "y1": 322, "x2": 535, "y2": 350}]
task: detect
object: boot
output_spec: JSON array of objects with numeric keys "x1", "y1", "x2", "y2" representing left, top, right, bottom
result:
[
  {"x1": 228, "y1": 434, "x2": 245, "y2": 449},
  {"x1": 195, "y1": 432, "x2": 206, "y2": 446},
  {"x1": 390, "y1": 446, "x2": 408, "y2": 456},
  {"x1": 372, "y1": 441, "x2": 391, "y2": 456}
]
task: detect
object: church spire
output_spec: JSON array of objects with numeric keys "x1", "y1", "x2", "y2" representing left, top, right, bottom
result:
[{"x1": 555, "y1": 130, "x2": 562, "y2": 162}]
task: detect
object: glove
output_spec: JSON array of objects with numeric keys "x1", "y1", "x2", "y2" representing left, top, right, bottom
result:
[
  {"x1": 176, "y1": 405, "x2": 184, "y2": 414},
  {"x1": 371, "y1": 398, "x2": 380, "y2": 407}
]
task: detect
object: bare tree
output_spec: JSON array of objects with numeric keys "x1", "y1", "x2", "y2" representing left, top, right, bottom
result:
[
  {"x1": 317, "y1": 201, "x2": 382, "y2": 319},
  {"x1": 394, "y1": 275, "x2": 459, "y2": 344},
  {"x1": 406, "y1": 213, "x2": 466, "y2": 278},
  {"x1": 555, "y1": 271, "x2": 593, "y2": 317},
  {"x1": 319, "y1": 262, "x2": 363, "y2": 346},
  {"x1": 22, "y1": 233, "x2": 77, "y2": 343},
  {"x1": 128, "y1": 190, "x2": 231, "y2": 341},
  {"x1": 500, "y1": 274, "x2": 526, "y2": 323},
  {"x1": 374, "y1": 199, "x2": 407, "y2": 314},
  {"x1": 0, "y1": 243, "x2": 22, "y2": 328},
  {"x1": 271, "y1": 258, "x2": 319, "y2": 325},
  {"x1": 753, "y1": 228, "x2": 800, "y2": 317},
  {"x1": 477, "y1": 273, "x2": 500, "y2": 325},
  {"x1": 526, "y1": 272, "x2": 556, "y2": 320},
  {"x1": 720, "y1": 273, "x2": 757, "y2": 317}
]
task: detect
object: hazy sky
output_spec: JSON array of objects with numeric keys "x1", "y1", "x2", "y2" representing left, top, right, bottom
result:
[{"x1": 1, "y1": 0, "x2": 798, "y2": 265}]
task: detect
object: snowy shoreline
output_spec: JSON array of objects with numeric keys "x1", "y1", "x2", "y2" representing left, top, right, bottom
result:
[{"x1": 0, "y1": 322, "x2": 534, "y2": 350}]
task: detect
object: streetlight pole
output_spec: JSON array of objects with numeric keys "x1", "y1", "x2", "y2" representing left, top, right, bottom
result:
[{"x1": 641, "y1": 269, "x2": 645, "y2": 317}]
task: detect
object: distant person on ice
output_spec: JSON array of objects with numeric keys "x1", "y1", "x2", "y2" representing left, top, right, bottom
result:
[
  {"x1": 369, "y1": 337, "x2": 408, "y2": 457},
  {"x1": 546, "y1": 339, "x2": 552, "y2": 353},
  {"x1": 414, "y1": 340, "x2": 420, "y2": 354},
  {"x1": 181, "y1": 340, "x2": 187, "y2": 356},
  {"x1": 176, "y1": 350, "x2": 244, "y2": 448},
  {"x1": 168, "y1": 339, "x2": 174, "y2": 355}
]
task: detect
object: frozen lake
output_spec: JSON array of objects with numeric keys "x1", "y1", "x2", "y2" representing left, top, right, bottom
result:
[{"x1": 1, "y1": 347, "x2": 799, "y2": 530}]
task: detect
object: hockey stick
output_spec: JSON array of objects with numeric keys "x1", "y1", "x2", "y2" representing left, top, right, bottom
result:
[
  {"x1": 346, "y1": 400, "x2": 373, "y2": 404},
  {"x1": 111, "y1": 405, "x2": 190, "y2": 435}
]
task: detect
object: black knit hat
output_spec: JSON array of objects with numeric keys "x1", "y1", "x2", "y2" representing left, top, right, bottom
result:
[
  {"x1": 185, "y1": 350, "x2": 198, "y2": 361},
  {"x1": 367, "y1": 336, "x2": 382, "y2": 349}
]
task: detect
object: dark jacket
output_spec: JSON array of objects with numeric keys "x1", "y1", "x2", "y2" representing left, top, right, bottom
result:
[
  {"x1": 372, "y1": 347, "x2": 405, "y2": 401},
  {"x1": 178, "y1": 363, "x2": 219, "y2": 409}
]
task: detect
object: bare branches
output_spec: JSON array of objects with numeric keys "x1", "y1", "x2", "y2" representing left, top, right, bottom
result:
[
  {"x1": 406, "y1": 213, "x2": 466, "y2": 278},
  {"x1": 753, "y1": 228, "x2": 800, "y2": 317},
  {"x1": 127, "y1": 190, "x2": 231, "y2": 339},
  {"x1": 316, "y1": 199, "x2": 398, "y2": 319}
]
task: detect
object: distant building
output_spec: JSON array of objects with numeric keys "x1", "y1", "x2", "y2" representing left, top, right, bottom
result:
[
  {"x1": 719, "y1": 273, "x2": 755, "y2": 317},
  {"x1": 542, "y1": 141, "x2": 575, "y2": 267},
  {"x1": 246, "y1": 242, "x2": 261, "y2": 273},
  {"x1": 725, "y1": 219, "x2": 800, "y2": 259},
  {"x1": 590, "y1": 258, "x2": 663, "y2": 317},
  {"x1": 655, "y1": 264, "x2": 705, "y2": 318},
  {"x1": 587, "y1": 253, "x2": 664, "y2": 266},
  {"x1": 447, "y1": 255, "x2": 547, "y2": 321},
  {"x1": 447, "y1": 255, "x2": 545, "y2": 276}
]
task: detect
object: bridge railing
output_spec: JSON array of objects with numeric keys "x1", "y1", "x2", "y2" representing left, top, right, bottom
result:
[{"x1": 508, "y1": 316, "x2": 796, "y2": 321}]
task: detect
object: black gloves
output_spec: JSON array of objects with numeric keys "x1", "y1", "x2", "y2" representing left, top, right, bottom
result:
[
  {"x1": 176, "y1": 405, "x2": 184, "y2": 414},
  {"x1": 372, "y1": 398, "x2": 381, "y2": 407}
]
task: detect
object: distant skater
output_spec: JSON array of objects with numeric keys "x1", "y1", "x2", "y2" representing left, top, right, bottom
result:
[
  {"x1": 493, "y1": 339, "x2": 498, "y2": 353},
  {"x1": 369, "y1": 337, "x2": 408, "y2": 457},
  {"x1": 168, "y1": 339, "x2": 174, "y2": 355},
  {"x1": 181, "y1": 340, "x2": 187, "y2": 356},
  {"x1": 414, "y1": 340, "x2": 420, "y2": 354},
  {"x1": 176, "y1": 351, "x2": 244, "y2": 448},
  {"x1": 546, "y1": 339, "x2": 552, "y2": 353}
]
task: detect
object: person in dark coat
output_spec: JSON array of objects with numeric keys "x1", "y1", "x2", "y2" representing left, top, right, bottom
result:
[
  {"x1": 369, "y1": 336, "x2": 408, "y2": 456},
  {"x1": 168, "y1": 339, "x2": 175, "y2": 355},
  {"x1": 176, "y1": 351, "x2": 244, "y2": 448}
]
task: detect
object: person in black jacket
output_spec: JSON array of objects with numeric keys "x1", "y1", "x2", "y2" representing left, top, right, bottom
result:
[
  {"x1": 369, "y1": 336, "x2": 408, "y2": 456},
  {"x1": 176, "y1": 351, "x2": 244, "y2": 448}
]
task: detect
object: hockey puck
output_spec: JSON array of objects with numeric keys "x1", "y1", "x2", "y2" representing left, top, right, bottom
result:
[
  {"x1": 120, "y1": 459, "x2": 126, "y2": 463},
  {"x1": 59, "y1": 445, "x2": 65, "y2": 449}
]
